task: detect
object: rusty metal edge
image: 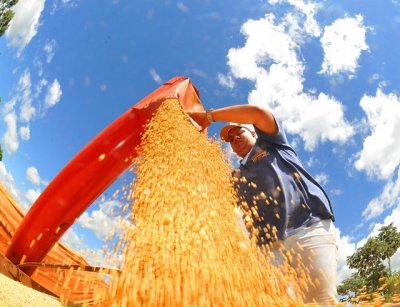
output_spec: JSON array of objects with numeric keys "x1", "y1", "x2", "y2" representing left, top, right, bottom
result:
[
  {"x1": 17, "y1": 262, "x2": 121, "y2": 274},
  {"x1": 0, "y1": 252, "x2": 60, "y2": 299}
]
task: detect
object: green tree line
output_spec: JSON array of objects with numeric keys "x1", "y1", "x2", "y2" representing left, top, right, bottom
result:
[
  {"x1": 1, "y1": 0, "x2": 18, "y2": 36},
  {"x1": 338, "y1": 223, "x2": 400, "y2": 304}
]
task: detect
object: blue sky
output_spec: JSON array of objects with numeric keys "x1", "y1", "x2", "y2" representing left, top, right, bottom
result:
[{"x1": 1, "y1": 0, "x2": 400, "y2": 284}]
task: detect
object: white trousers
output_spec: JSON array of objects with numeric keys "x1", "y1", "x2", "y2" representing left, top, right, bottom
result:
[{"x1": 272, "y1": 219, "x2": 338, "y2": 306}]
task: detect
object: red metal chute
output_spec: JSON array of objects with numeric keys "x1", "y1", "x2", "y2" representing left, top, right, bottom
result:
[{"x1": 6, "y1": 76, "x2": 203, "y2": 276}]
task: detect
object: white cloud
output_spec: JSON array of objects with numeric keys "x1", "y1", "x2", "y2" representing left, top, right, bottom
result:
[
  {"x1": 330, "y1": 188, "x2": 342, "y2": 196},
  {"x1": 18, "y1": 69, "x2": 36, "y2": 122},
  {"x1": 44, "y1": 79, "x2": 62, "y2": 109},
  {"x1": 368, "y1": 73, "x2": 380, "y2": 84},
  {"x1": 79, "y1": 248, "x2": 123, "y2": 268},
  {"x1": 24, "y1": 188, "x2": 41, "y2": 207},
  {"x1": 227, "y1": 14, "x2": 299, "y2": 81},
  {"x1": 306, "y1": 156, "x2": 317, "y2": 168},
  {"x1": 19, "y1": 125, "x2": 30, "y2": 140},
  {"x1": 369, "y1": 207, "x2": 400, "y2": 237},
  {"x1": 224, "y1": 144, "x2": 241, "y2": 167},
  {"x1": 44, "y1": 39, "x2": 57, "y2": 63},
  {"x1": 336, "y1": 229, "x2": 356, "y2": 284},
  {"x1": 190, "y1": 68, "x2": 207, "y2": 79},
  {"x1": 77, "y1": 200, "x2": 127, "y2": 241},
  {"x1": 392, "y1": 249, "x2": 400, "y2": 272},
  {"x1": 61, "y1": 0, "x2": 78, "y2": 5},
  {"x1": 34, "y1": 78, "x2": 48, "y2": 98},
  {"x1": 320, "y1": 15, "x2": 369, "y2": 76},
  {"x1": 26, "y1": 166, "x2": 41, "y2": 186},
  {"x1": 0, "y1": 162, "x2": 19, "y2": 200},
  {"x1": 63, "y1": 198, "x2": 132, "y2": 267},
  {"x1": 177, "y1": 2, "x2": 189, "y2": 13},
  {"x1": 60, "y1": 227, "x2": 88, "y2": 251},
  {"x1": 5, "y1": 0, "x2": 46, "y2": 55},
  {"x1": 1, "y1": 69, "x2": 56, "y2": 155},
  {"x1": 50, "y1": 0, "x2": 80, "y2": 13},
  {"x1": 355, "y1": 88, "x2": 400, "y2": 179},
  {"x1": 225, "y1": 13, "x2": 354, "y2": 151},
  {"x1": 149, "y1": 68, "x2": 162, "y2": 84},
  {"x1": 3, "y1": 97, "x2": 17, "y2": 114},
  {"x1": 269, "y1": 0, "x2": 321, "y2": 38},
  {"x1": 2, "y1": 69, "x2": 39, "y2": 154},
  {"x1": 290, "y1": 137, "x2": 300, "y2": 150},
  {"x1": 362, "y1": 169, "x2": 400, "y2": 220},
  {"x1": 33, "y1": 57, "x2": 44, "y2": 77},
  {"x1": 0, "y1": 163, "x2": 44, "y2": 211},
  {"x1": 218, "y1": 73, "x2": 235, "y2": 89},
  {"x1": 314, "y1": 173, "x2": 328, "y2": 186},
  {"x1": 3, "y1": 112, "x2": 19, "y2": 154}
]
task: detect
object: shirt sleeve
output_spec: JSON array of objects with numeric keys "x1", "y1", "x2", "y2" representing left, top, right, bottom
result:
[{"x1": 253, "y1": 118, "x2": 289, "y2": 147}]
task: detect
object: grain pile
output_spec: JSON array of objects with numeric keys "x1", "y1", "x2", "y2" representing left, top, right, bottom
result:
[
  {"x1": 0, "y1": 273, "x2": 60, "y2": 306},
  {"x1": 99, "y1": 98, "x2": 306, "y2": 306}
]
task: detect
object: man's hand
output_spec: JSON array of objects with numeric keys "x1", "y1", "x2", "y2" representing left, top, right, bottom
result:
[{"x1": 187, "y1": 111, "x2": 210, "y2": 131}]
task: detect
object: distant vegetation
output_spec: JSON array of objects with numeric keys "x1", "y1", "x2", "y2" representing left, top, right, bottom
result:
[
  {"x1": 338, "y1": 223, "x2": 400, "y2": 304},
  {"x1": 0, "y1": 0, "x2": 18, "y2": 36},
  {"x1": 0, "y1": 0, "x2": 19, "y2": 160}
]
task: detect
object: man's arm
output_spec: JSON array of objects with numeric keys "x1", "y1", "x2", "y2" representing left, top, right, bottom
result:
[{"x1": 188, "y1": 105, "x2": 278, "y2": 135}]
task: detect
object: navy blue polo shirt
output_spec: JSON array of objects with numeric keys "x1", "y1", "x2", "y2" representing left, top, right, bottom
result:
[{"x1": 233, "y1": 121, "x2": 334, "y2": 245}]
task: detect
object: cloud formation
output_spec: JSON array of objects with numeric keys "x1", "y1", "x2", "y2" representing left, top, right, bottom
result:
[
  {"x1": 320, "y1": 15, "x2": 369, "y2": 76},
  {"x1": 26, "y1": 166, "x2": 41, "y2": 186},
  {"x1": 355, "y1": 88, "x2": 400, "y2": 179},
  {"x1": 24, "y1": 188, "x2": 41, "y2": 205},
  {"x1": 0, "y1": 162, "x2": 39, "y2": 210},
  {"x1": 269, "y1": 0, "x2": 321, "y2": 37},
  {"x1": 19, "y1": 125, "x2": 30, "y2": 141},
  {"x1": 314, "y1": 173, "x2": 329, "y2": 186},
  {"x1": 44, "y1": 39, "x2": 57, "y2": 63},
  {"x1": 60, "y1": 227, "x2": 88, "y2": 251},
  {"x1": 44, "y1": 79, "x2": 63, "y2": 109},
  {"x1": 2, "y1": 70, "x2": 62, "y2": 156},
  {"x1": 362, "y1": 168, "x2": 400, "y2": 220},
  {"x1": 217, "y1": 73, "x2": 235, "y2": 88},
  {"x1": 176, "y1": 2, "x2": 189, "y2": 13},
  {"x1": 2, "y1": 70, "x2": 35, "y2": 154},
  {"x1": 336, "y1": 230, "x2": 356, "y2": 283},
  {"x1": 149, "y1": 68, "x2": 162, "y2": 85},
  {"x1": 5, "y1": 0, "x2": 46, "y2": 55},
  {"x1": 18, "y1": 69, "x2": 36, "y2": 122},
  {"x1": 77, "y1": 200, "x2": 127, "y2": 241},
  {"x1": 3, "y1": 112, "x2": 19, "y2": 154},
  {"x1": 0, "y1": 162, "x2": 19, "y2": 200},
  {"x1": 51, "y1": 0, "x2": 80, "y2": 12},
  {"x1": 224, "y1": 10, "x2": 354, "y2": 150}
]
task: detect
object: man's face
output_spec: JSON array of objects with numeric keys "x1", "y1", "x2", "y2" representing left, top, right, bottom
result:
[{"x1": 227, "y1": 127, "x2": 256, "y2": 158}]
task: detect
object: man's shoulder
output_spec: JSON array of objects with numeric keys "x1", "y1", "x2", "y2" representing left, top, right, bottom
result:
[{"x1": 254, "y1": 121, "x2": 290, "y2": 149}]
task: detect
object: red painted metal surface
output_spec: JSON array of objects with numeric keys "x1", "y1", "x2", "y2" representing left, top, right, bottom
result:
[{"x1": 6, "y1": 77, "x2": 203, "y2": 276}]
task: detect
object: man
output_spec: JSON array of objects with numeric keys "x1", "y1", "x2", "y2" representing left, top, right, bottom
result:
[{"x1": 189, "y1": 104, "x2": 338, "y2": 305}]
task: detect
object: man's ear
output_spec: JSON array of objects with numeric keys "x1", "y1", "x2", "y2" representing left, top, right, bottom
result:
[{"x1": 251, "y1": 131, "x2": 256, "y2": 137}]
